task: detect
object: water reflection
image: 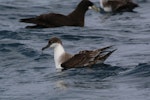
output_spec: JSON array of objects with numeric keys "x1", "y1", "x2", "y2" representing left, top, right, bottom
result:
[{"x1": 52, "y1": 64, "x2": 126, "y2": 90}]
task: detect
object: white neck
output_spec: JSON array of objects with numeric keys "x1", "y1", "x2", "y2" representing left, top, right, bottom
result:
[
  {"x1": 100, "y1": 0, "x2": 112, "y2": 12},
  {"x1": 100, "y1": 0, "x2": 104, "y2": 8},
  {"x1": 53, "y1": 44, "x2": 65, "y2": 69}
]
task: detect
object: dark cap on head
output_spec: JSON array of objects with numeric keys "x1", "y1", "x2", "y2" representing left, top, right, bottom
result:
[
  {"x1": 48, "y1": 37, "x2": 62, "y2": 44},
  {"x1": 81, "y1": 0, "x2": 94, "y2": 5},
  {"x1": 42, "y1": 37, "x2": 62, "y2": 51},
  {"x1": 77, "y1": 0, "x2": 94, "y2": 9}
]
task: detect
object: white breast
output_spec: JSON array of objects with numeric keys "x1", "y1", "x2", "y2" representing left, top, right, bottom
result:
[
  {"x1": 103, "y1": 6, "x2": 112, "y2": 12},
  {"x1": 100, "y1": 0, "x2": 112, "y2": 12},
  {"x1": 53, "y1": 43, "x2": 65, "y2": 69},
  {"x1": 100, "y1": 0, "x2": 104, "y2": 8}
]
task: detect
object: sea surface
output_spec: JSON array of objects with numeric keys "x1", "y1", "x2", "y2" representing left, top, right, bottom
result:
[{"x1": 0, "y1": 0, "x2": 150, "y2": 100}]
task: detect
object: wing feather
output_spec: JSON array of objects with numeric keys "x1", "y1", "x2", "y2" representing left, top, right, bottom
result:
[
  {"x1": 106, "y1": 0, "x2": 138, "y2": 11},
  {"x1": 61, "y1": 46, "x2": 116, "y2": 69},
  {"x1": 20, "y1": 13, "x2": 71, "y2": 27}
]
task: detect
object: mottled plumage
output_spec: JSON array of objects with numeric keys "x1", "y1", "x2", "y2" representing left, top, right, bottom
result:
[
  {"x1": 42, "y1": 37, "x2": 116, "y2": 70},
  {"x1": 99, "y1": 0, "x2": 139, "y2": 13}
]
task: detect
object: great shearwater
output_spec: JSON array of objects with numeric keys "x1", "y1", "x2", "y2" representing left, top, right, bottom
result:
[
  {"x1": 99, "y1": 0, "x2": 139, "y2": 13},
  {"x1": 20, "y1": 0, "x2": 99, "y2": 28},
  {"x1": 42, "y1": 37, "x2": 116, "y2": 70}
]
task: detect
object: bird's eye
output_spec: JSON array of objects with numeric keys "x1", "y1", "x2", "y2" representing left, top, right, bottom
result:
[{"x1": 49, "y1": 41, "x2": 52, "y2": 44}]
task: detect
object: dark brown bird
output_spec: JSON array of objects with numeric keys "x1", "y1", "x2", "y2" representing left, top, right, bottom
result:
[
  {"x1": 42, "y1": 37, "x2": 116, "y2": 70},
  {"x1": 20, "y1": 0, "x2": 99, "y2": 28},
  {"x1": 99, "y1": 0, "x2": 139, "y2": 13}
]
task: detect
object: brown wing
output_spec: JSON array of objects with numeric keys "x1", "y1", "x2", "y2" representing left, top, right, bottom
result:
[
  {"x1": 106, "y1": 0, "x2": 126, "y2": 11},
  {"x1": 107, "y1": 0, "x2": 138, "y2": 12},
  {"x1": 61, "y1": 51, "x2": 93, "y2": 69},
  {"x1": 20, "y1": 13, "x2": 73, "y2": 27},
  {"x1": 61, "y1": 46, "x2": 116, "y2": 69}
]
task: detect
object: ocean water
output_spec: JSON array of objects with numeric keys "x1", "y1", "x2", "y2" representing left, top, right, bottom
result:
[{"x1": 0, "y1": 0, "x2": 150, "y2": 100}]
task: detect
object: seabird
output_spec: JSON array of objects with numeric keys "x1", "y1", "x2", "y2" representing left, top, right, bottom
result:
[
  {"x1": 99, "y1": 0, "x2": 139, "y2": 13},
  {"x1": 42, "y1": 37, "x2": 116, "y2": 70},
  {"x1": 20, "y1": 0, "x2": 99, "y2": 28}
]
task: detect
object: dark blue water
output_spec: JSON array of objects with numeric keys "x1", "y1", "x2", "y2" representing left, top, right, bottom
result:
[{"x1": 0, "y1": 0, "x2": 150, "y2": 100}]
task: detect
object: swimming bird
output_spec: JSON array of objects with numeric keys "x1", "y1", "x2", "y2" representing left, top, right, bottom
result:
[
  {"x1": 99, "y1": 0, "x2": 139, "y2": 13},
  {"x1": 42, "y1": 37, "x2": 116, "y2": 70},
  {"x1": 20, "y1": 0, "x2": 99, "y2": 28}
]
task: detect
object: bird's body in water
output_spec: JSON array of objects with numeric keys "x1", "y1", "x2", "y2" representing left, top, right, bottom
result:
[
  {"x1": 42, "y1": 37, "x2": 116, "y2": 71},
  {"x1": 99, "y1": 0, "x2": 139, "y2": 13},
  {"x1": 20, "y1": 0, "x2": 99, "y2": 28}
]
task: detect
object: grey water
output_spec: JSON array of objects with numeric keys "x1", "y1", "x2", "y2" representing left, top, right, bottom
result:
[{"x1": 0, "y1": 0, "x2": 150, "y2": 100}]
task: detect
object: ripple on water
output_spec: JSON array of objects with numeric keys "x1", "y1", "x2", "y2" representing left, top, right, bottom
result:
[{"x1": 0, "y1": 0, "x2": 150, "y2": 100}]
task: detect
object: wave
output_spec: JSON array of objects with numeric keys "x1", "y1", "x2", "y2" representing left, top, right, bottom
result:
[
  {"x1": 0, "y1": 4, "x2": 18, "y2": 10},
  {"x1": 0, "y1": 30, "x2": 20, "y2": 39},
  {"x1": 48, "y1": 64, "x2": 127, "y2": 81},
  {"x1": 123, "y1": 63, "x2": 150, "y2": 77},
  {"x1": 48, "y1": 62, "x2": 150, "y2": 83}
]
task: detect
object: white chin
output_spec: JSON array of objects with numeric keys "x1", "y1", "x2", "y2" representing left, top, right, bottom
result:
[{"x1": 51, "y1": 43, "x2": 61, "y2": 48}]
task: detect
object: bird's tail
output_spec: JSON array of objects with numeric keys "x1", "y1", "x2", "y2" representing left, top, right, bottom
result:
[
  {"x1": 96, "y1": 48, "x2": 117, "y2": 64},
  {"x1": 98, "y1": 45, "x2": 114, "y2": 51},
  {"x1": 20, "y1": 18, "x2": 36, "y2": 23},
  {"x1": 101, "y1": 49, "x2": 117, "y2": 61}
]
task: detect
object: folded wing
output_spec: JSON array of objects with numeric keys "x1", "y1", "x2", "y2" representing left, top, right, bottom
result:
[
  {"x1": 107, "y1": 0, "x2": 138, "y2": 12},
  {"x1": 20, "y1": 13, "x2": 71, "y2": 28},
  {"x1": 61, "y1": 45, "x2": 116, "y2": 69}
]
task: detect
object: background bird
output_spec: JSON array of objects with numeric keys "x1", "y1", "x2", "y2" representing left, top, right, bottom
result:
[
  {"x1": 20, "y1": 0, "x2": 99, "y2": 28},
  {"x1": 99, "y1": 0, "x2": 139, "y2": 13}
]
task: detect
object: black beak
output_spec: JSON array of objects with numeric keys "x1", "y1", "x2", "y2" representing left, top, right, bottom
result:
[{"x1": 41, "y1": 43, "x2": 50, "y2": 51}]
